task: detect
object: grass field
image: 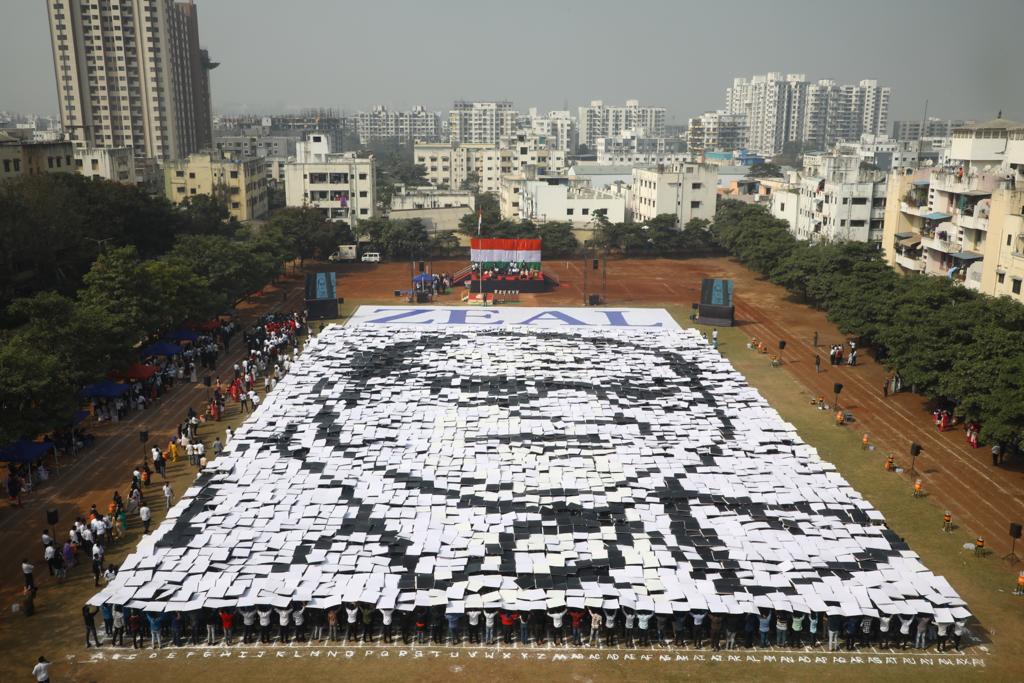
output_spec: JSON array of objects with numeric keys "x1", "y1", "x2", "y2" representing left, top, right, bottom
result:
[{"x1": 2, "y1": 300, "x2": 1019, "y2": 682}]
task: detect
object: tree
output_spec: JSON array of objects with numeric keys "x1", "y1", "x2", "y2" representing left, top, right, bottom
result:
[
  {"x1": 537, "y1": 222, "x2": 579, "y2": 258},
  {"x1": 429, "y1": 231, "x2": 463, "y2": 259},
  {"x1": 458, "y1": 193, "x2": 502, "y2": 234},
  {"x1": 461, "y1": 171, "x2": 481, "y2": 194},
  {"x1": 268, "y1": 207, "x2": 354, "y2": 264},
  {"x1": 747, "y1": 163, "x2": 784, "y2": 178}
]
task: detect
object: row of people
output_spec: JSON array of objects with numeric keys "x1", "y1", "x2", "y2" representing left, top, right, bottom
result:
[{"x1": 81, "y1": 603, "x2": 970, "y2": 653}]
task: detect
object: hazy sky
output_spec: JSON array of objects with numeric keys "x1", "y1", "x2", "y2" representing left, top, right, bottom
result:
[{"x1": 3, "y1": 0, "x2": 1021, "y2": 125}]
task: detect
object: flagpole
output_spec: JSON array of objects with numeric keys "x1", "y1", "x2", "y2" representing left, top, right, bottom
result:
[{"x1": 476, "y1": 208, "x2": 482, "y2": 296}]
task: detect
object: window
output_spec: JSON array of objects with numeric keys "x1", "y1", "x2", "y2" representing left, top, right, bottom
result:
[
  {"x1": 566, "y1": 208, "x2": 574, "y2": 216},
  {"x1": 1014, "y1": 279, "x2": 1022, "y2": 295},
  {"x1": 189, "y1": 188, "x2": 196, "y2": 194},
  {"x1": 852, "y1": 197, "x2": 868, "y2": 205},
  {"x1": 359, "y1": 208, "x2": 368, "y2": 215},
  {"x1": 230, "y1": 170, "x2": 238, "y2": 179},
  {"x1": 1008, "y1": 235, "x2": 1013, "y2": 247},
  {"x1": 175, "y1": 170, "x2": 184, "y2": 177},
  {"x1": 48, "y1": 157, "x2": 54, "y2": 168},
  {"x1": 840, "y1": 219, "x2": 847, "y2": 227},
  {"x1": 998, "y1": 272, "x2": 1005, "y2": 284},
  {"x1": 780, "y1": 203, "x2": 785, "y2": 211},
  {"x1": 231, "y1": 202, "x2": 240, "y2": 209},
  {"x1": 2, "y1": 160, "x2": 9, "y2": 173},
  {"x1": 582, "y1": 208, "x2": 590, "y2": 216},
  {"x1": 691, "y1": 182, "x2": 702, "y2": 190},
  {"x1": 842, "y1": 197, "x2": 848, "y2": 205},
  {"x1": 176, "y1": 186, "x2": 185, "y2": 193},
  {"x1": 359, "y1": 191, "x2": 367, "y2": 197},
  {"x1": 850, "y1": 220, "x2": 865, "y2": 227},
  {"x1": 690, "y1": 201, "x2": 701, "y2": 209},
  {"x1": 188, "y1": 172, "x2": 195, "y2": 179},
  {"x1": 358, "y1": 173, "x2": 367, "y2": 180}
]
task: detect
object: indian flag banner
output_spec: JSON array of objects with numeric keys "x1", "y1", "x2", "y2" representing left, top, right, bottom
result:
[{"x1": 470, "y1": 238, "x2": 542, "y2": 267}]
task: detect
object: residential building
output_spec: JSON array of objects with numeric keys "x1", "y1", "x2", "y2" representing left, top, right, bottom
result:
[
  {"x1": 577, "y1": 100, "x2": 666, "y2": 150},
  {"x1": 595, "y1": 129, "x2": 686, "y2": 165},
  {"x1": 499, "y1": 169, "x2": 626, "y2": 225},
  {"x1": 46, "y1": 0, "x2": 217, "y2": 161},
  {"x1": 768, "y1": 152, "x2": 887, "y2": 243},
  {"x1": 630, "y1": 163, "x2": 718, "y2": 226},
  {"x1": 702, "y1": 149, "x2": 767, "y2": 167},
  {"x1": 74, "y1": 146, "x2": 136, "y2": 183},
  {"x1": 527, "y1": 109, "x2": 576, "y2": 154},
  {"x1": 214, "y1": 134, "x2": 294, "y2": 160},
  {"x1": 687, "y1": 111, "x2": 747, "y2": 155},
  {"x1": 725, "y1": 73, "x2": 890, "y2": 156},
  {"x1": 882, "y1": 119, "x2": 1024, "y2": 301},
  {"x1": 414, "y1": 136, "x2": 565, "y2": 194},
  {"x1": 892, "y1": 118, "x2": 972, "y2": 141},
  {"x1": 0, "y1": 131, "x2": 76, "y2": 178},
  {"x1": 356, "y1": 105, "x2": 441, "y2": 144},
  {"x1": 567, "y1": 163, "x2": 635, "y2": 191},
  {"x1": 284, "y1": 133, "x2": 375, "y2": 224},
  {"x1": 164, "y1": 152, "x2": 268, "y2": 221},
  {"x1": 449, "y1": 101, "x2": 517, "y2": 145},
  {"x1": 390, "y1": 185, "x2": 475, "y2": 212}
]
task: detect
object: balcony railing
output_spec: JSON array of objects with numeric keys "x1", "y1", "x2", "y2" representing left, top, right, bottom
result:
[
  {"x1": 895, "y1": 253, "x2": 923, "y2": 271},
  {"x1": 921, "y1": 234, "x2": 959, "y2": 254}
]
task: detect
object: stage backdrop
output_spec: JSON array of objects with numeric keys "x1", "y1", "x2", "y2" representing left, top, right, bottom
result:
[{"x1": 470, "y1": 238, "x2": 541, "y2": 268}]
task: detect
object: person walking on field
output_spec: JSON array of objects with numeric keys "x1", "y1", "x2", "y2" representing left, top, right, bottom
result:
[
  {"x1": 139, "y1": 504, "x2": 152, "y2": 534},
  {"x1": 815, "y1": 355, "x2": 821, "y2": 373},
  {"x1": 162, "y1": 482, "x2": 173, "y2": 510},
  {"x1": 31, "y1": 656, "x2": 50, "y2": 683}
]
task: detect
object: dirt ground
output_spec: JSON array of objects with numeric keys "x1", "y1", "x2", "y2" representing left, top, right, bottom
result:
[{"x1": 2, "y1": 256, "x2": 1021, "y2": 682}]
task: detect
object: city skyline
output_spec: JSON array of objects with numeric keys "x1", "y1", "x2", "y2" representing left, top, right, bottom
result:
[{"x1": 3, "y1": 0, "x2": 1021, "y2": 124}]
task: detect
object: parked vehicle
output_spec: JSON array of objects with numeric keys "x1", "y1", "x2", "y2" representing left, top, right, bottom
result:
[{"x1": 361, "y1": 252, "x2": 381, "y2": 263}]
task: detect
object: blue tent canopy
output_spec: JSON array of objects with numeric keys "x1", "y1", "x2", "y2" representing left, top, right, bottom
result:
[
  {"x1": 412, "y1": 273, "x2": 434, "y2": 284},
  {"x1": 140, "y1": 341, "x2": 182, "y2": 358},
  {"x1": 81, "y1": 379, "x2": 129, "y2": 398},
  {"x1": 0, "y1": 439, "x2": 53, "y2": 464},
  {"x1": 162, "y1": 329, "x2": 199, "y2": 342}
]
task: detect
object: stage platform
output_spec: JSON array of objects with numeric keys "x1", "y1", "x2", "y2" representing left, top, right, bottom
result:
[{"x1": 464, "y1": 277, "x2": 550, "y2": 293}]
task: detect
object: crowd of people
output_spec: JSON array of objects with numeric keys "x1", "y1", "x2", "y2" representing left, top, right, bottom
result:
[
  {"x1": 72, "y1": 602, "x2": 970, "y2": 653},
  {"x1": 469, "y1": 262, "x2": 544, "y2": 281}
]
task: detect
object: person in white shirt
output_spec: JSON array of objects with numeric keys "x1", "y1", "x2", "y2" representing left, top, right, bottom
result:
[
  {"x1": 550, "y1": 608, "x2": 565, "y2": 645},
  {"x1": 345, "y1": 603, "x2": 359, "y2": 641},
  {"x1": 31, "y1": 656, "x2": 50, "y2": 683},
  {"x1": 466, "y1": 609, "x2": 481, "y2": 644},
  {"x1": 292, "y1": 603, "x2": 306, "y2": 641},
  {"x1": 276, "y1": 605, "x2": 292, "y2": 643},
  {"x1": 380, "y1": 608, "x2": 394, "y2": 643},
  {"x1": 483, "y1": 609, "x2": 497, "y2": 645},
  {"x1": 139, "y1": 505, "x2": 152, "y2": 534},
  {"x1": 162, "y1": 483, "x2": 173, "y2": 509},
  {"x1": 240, "y1": 607, "x2": 256, "y2": 644},
  {"x1": 22, "y1": 560, "x2": 35, "y2": 589},
  {"x1": 257, "y1": 607, "x2": 273, "y2": 643},
  {"x1": 250, "y1": 391, "x2": 261, "y2": 410}
]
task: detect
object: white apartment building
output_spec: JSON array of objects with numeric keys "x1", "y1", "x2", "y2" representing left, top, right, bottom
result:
[
  {"x1": 527, "y1": 109, "x2": 576, "y2": 154},
  {"x1": 499, "y1": 171, "x2": 625, "y2": 225},
  {"x1": 356, "y1": 105, "x2": 440, "y2": 144},
  {"x1": 595, "y1": 129, "x2": 687, "y2": 165},
  {"x1": 630, "y1": 163, "x2": 718, "y2": 226},
  {"x1": 725, "y1": 73, "x2": 890, "y2": 156},
  {"x1": 74, "y1": 146, "x2": 136, "y2": 183},
  {"x1": 46, "y1": 0, "x2": 216, "y2": 161},
  {"x1": 768, "y1": 152, "x2": 887, "y2": 243},
  {"x1": 892, "y1": 118, "x2": 972, "y2": 141},
  {"x1": 414, "y1": 137, "x2": 565, "y2": 194},
  {"x1": 449, "y1": 101, "x2": 517, "y2": 145},
  {"x1": 285, "y1": 133, "x2": 376, "y2": 224},
  {"x1": 882, "y1": 119, "x2": 1024, "y2": 301},
  {"x1": 578, "y1": 100, "x2": 666, "y2": 150},
  {"x1": 687, "y1": 111, "x2": 747, "y2": 155}
]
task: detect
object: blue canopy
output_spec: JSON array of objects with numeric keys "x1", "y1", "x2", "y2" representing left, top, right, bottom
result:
[
  {"x1": 140, "y1": 341, "x2": 182, "y2": 358},
  {"x1": 72, "y1": 410, "x2": 90, "y2": 426},
  {"x1": 81, "y1": 379, "x2": 129, "y2": 399},
  {"x1": 924, "y1": 212, "x2": 952, "y2": 221},
  {"x1": 413, "y1": 273, "x2": 434, "y2": 284},
  {"x1": 162, "y1": 329, "x2": 199, "y2": 342},
  {"x1": 0, "y1": 439, "x2": 53, "y2": 464}
]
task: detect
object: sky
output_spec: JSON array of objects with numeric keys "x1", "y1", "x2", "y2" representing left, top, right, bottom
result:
[{"x1": 3, "y1": 0, "x2": 1021, "y2": 125}]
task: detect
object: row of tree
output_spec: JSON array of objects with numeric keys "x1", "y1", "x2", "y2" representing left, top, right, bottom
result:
[
  {"x1": 711, "y1": 199, "x2": 1024, "y2": 448},
  {"x1": 0, "y1": 175, "x2": 353, "y2": 443}
]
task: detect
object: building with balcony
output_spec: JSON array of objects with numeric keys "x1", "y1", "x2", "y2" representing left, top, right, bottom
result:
[
  {"x1": 164, "y1": 152, "x2": 268, "y2": 221},
  {"x1": 47, "y1": 0, "x2": 216, "y2": 162},
  {"x1": 284, "y1": 133, "x2": 375, "y2": 224},
  {"x1": 526, "y1": 109, "x2": 576, "y2": 154},
  {"x1": 595, "y1": 129, "x2": 687, "y2": 165},
  {"x1": 578, "y1": 100, "x2": 666, "y2": 150},
  {"x1": 687, "y1": 111, "x2": 748, "y2": 155},
  {"x1": 390, "y1": 185, "x2": 475, "y2": 212},
  {"x1": 768, "y1": 152, "x2": 887, "y2": 243},
  {"x1": 881, "y1": 119, "x2": 1024, "y2": 301},
  {"x1": 499, "y1": 169, "x2": 626, "y2": 225},
  {"x1": 449, "y1": 101, "x2": 517, "y2": 145},
  {"x1": 356, "y1": 105, "x2": 441, "y2": 144},
  {"x1": 414, "y1": 136, "x2": 565, "y2": 194},
  {"x1": 630, "y1": 163, "x2": 718, "y2": 226}
]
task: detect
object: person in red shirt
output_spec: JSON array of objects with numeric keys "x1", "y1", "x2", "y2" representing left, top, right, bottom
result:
[
  {"x1": 500, "y1": 610, "x2": 518, "y2": 644},
  {"x1": 219, "y1": 608, "x2": 235, "y2": 645},
  {"x1": 568, "y1": 609, "x2": 586, "y2": 646}
]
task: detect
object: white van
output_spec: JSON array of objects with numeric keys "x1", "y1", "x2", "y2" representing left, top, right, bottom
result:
[{"x1": 361, "y1": 252, "x2": 381, "y2": 263}]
